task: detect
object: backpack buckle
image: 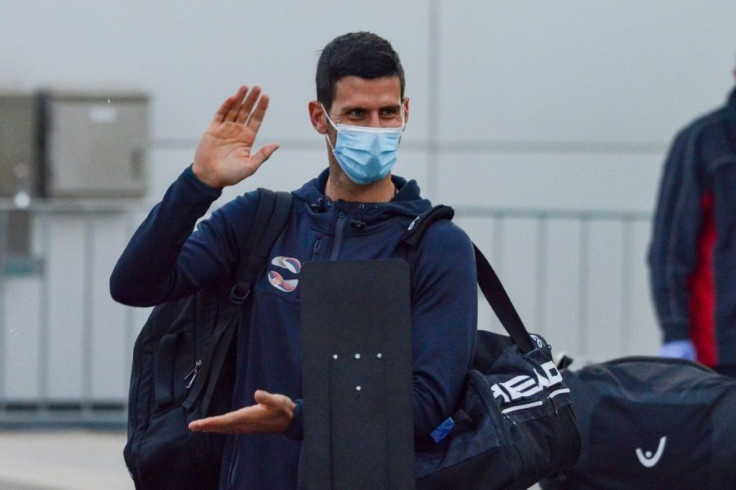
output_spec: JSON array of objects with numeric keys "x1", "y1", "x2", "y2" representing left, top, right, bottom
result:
[{"x1": 229, "y1": 285, "x2": 251, "y2": 304}]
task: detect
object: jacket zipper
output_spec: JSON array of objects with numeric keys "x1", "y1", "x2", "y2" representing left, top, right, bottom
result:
[
  {"x1": 311, "y1": 238, "x2": 322, "y2": 260},
  {"x1": 329, "y1": 211, "x2": 347, "y2": 261}
]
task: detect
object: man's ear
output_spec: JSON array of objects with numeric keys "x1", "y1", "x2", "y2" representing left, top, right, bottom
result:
[{"x1": 309, "y1": 101, "x2": 328, "y2": 134}]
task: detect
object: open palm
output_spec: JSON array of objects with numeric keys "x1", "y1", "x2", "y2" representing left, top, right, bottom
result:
[
  {"x1": 188, "y1": 390, "x2": 295, "y2": 434},
  {"x1": 193, "y1": 85, "x2": 280, "y2": 188}
]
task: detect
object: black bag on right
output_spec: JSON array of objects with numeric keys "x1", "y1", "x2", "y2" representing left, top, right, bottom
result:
[{"x1": 541, "y1": 356, "x2": 736, "y2": 490}]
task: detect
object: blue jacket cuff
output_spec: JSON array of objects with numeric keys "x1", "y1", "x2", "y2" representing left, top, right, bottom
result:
[
  {"x1": 284, "y1": 399, "x2": 303, "y2": 440},
  {"x1": 182, "y1": 164, "x2": 223, "y2": 200},
  {"x1": 662, "y1": 321, "x2": 690, "y2": 343}
]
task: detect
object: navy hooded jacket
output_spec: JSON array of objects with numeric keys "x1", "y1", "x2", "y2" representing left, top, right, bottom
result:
[
  {"x1": 648, "y1": 87, "x2": 736, "y2": 367},
  {"x1": 110, "y1": 166, "x2": 478, "y2": 489}
]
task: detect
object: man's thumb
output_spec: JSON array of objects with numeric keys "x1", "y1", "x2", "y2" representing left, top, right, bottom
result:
[
  {"x1": 254, "y1": 389, "x2": 273, "y2": 405},
  {"x1": 252, "y1": 143, "x2": 280, "y2": 167}
]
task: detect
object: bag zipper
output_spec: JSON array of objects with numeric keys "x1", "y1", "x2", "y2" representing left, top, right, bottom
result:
[{"x1": 184, "y1": 360, "x2": 202, "y2": 390}]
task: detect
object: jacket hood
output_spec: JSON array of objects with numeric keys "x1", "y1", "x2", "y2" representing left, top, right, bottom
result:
[{"x1": 293, "y1": 168, "x2": 433, "y2": 229}]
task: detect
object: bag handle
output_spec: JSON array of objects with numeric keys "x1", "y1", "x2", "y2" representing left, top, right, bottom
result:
[
  {"x1": 403, "y1": 205, "x2": 535, "y2": 354},
  {"x1": 472, "y1": 243, "x2": 535, "y2": 353}
]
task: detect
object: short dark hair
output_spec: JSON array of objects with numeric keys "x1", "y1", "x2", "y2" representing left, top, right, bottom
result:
[{"x1": 316, "y1": 32, "x2": 405, "y2": 111}]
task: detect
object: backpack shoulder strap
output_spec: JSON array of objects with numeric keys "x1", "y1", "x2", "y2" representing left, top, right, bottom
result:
[
  {"x1": 402, "y1": 204, "x2": 535, "y2": 353},
  {"x1": 229, "y1": 188, "x2": 293, "y2": 303},
  {"x1": 184, "y1": 188, "x2": 292, "y2": 410},
  {"x1": 401, "y1": 205, "x2": 455, "y2": 269},
  {"x1": 403, "y1": 205, "x2": 455, "y2": 250}
]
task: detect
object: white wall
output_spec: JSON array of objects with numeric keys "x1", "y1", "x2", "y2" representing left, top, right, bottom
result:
[
  {"x1": 1, "y1": 0, "x2": 735, "y2": 403},
  {"x1": 4, "y1": 1, "x2": 734, "y2": 204}
]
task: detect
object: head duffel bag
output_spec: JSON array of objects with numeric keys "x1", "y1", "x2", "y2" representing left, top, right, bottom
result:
[
  {"x1": 408, "y1": 205, "x2": 581, "y2": 490},
  {"x1": 541, "y1": 356, "x2": 736, "y2": 490}
]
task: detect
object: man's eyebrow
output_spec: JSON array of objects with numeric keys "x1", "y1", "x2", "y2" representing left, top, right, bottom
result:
[
  {"x1": 337, "y1": 104, "x2": 366, "y2": 113},
  {"x1": 338, "y1": 102, "x2": 401, "y2": 113}
]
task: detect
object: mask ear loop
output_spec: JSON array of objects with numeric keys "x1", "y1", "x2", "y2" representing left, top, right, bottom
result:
[
  {"x1": 399, "y1": 98, "x2": 407, "y2": 132},
  {"x1": 320, "y1": 104, "x2": 338, "y2": 151}
]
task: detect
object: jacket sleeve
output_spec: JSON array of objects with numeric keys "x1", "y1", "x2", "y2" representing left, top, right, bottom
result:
[
  {"x1": 109, "y1": 165, "x2": 256, "y2": 306},
  {"x1": 648, "y1": 126, "x2": 705, "y2": 343},
  {"x1": 410, "y1": 221, "x2": 477, "y2": 444}
]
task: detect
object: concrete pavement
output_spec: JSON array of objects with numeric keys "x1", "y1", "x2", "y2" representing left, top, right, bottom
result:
[
  {"x1": 0, "y1": 429, "x2": 131, "y2": 490},
  {"x1": 0, "y1": 430, "x2": 544, "y2": 489}
]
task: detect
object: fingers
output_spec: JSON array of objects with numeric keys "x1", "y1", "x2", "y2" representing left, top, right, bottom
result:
[
  {"x1": 254, "y1": 389, "x2": 296, "y2": 414},
  {"x1": 212, "y1": 86, "x2": 247, "y2": 124},
  {"x1": 189, "y1": 408, "x2": 249, "y2": 433},
  {"x1": 236, "y1": 87, "x2": 262, "y2": 124},
  {"x1": 245, "y1": 93, "x2": 269, "y2": 133},
  {"x1": 213, "y1": 85, "x2": 270, "y2": 127},
  {"x1": 254, "y1": 389, "x2": 276, "y2": 406},
  {"x1": 188, "y1": 415, "x2": 219, "y2": 432},
  {"x1": 189, "y1": 390, "x2": 294, "y2": 434}
]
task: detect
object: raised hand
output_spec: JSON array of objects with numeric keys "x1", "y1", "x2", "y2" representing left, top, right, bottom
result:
[
  {"x1": 192, "y1": 85, "x2": 280, "y2": 188},
  {"x1": 188, "y1": 390, "x2": 295, "y2": 434}
]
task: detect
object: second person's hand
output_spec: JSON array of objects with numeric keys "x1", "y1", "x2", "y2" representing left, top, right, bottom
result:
[{"x1": 192, "y1": 85, "x2": 280, "y2": 189}]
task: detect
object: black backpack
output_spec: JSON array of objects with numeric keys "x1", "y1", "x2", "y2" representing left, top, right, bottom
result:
[
  {"x1": 123, "y1": 188, "x2": 292, "y2": 490},
  {"x1": 541, "y1": 356, "x2": 736, "y2": 490},
  {"x1": 406, "y1": 205, "x2": 582, "y2": 490}
]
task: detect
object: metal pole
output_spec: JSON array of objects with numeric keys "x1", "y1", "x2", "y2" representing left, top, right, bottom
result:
[
  {"x1": 620, "y1": 217, "x2": 634, "y2": 353},
  {"x1": 426, "y1": 0, "x2": 441, "y2": 199},
  {"x1": 0, "y1": 209, "x2": 7, "y2": 413},
  {"x1": 38, "y1": 210, "x2": 50, "y2": 418},
  {"x1": 81, "y1": 214, "x2": 95, "y2": 419},
  {"x1": 577, "y1": 218, "x2": 591, "y2": 361},
  {"x1": 535, "y1": 215, "x2": 548, "y2": 336}
]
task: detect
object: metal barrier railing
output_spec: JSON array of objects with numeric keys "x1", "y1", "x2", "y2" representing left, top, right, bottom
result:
[
  {"x1": 452, "y1": 206, "x2": 656, "y2": 364},
  {"x1": 0, "y1": 200, "x2": 148, "y2": 427},
  {"x1": 0, "y1": 201, "x2": 655, "y2": 427}
]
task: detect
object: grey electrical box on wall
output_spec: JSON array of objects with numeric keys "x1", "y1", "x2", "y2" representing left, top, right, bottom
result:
[
  {"x1": 0, "y1": 94, "x2": 39, "y2": 198},
  {"x1": 0, "y1": 90, "x2": 149, "y2": 199}
]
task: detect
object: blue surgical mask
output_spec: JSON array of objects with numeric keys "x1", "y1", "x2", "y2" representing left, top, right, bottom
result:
[{"x1": 322, "y1": 105, "x2": 404, "y2": 185}]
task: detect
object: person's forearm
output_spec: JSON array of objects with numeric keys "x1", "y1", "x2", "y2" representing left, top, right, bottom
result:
[{"x1": 110, "y1": 166, "x2": 221, "y2": 306}]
